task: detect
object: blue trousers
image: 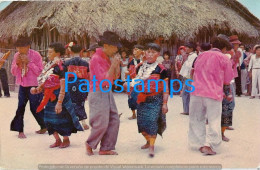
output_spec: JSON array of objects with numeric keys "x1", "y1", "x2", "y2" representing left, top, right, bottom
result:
[
  {"x1": 182, "y1": 82, "x2": 190, "y2": 113},
  {"x1": 0, "y1": 68, "x2": 10, "y2": 97},
  {"x1": 10, "y1": 86, "x2": 46, "y2": 132}
]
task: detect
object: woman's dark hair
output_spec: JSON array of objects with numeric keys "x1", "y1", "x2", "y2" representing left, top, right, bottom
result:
[
  {"x1": 145, "y1": 43, "x2": 161, "y2": 52},
  {"x1": 163, "y1": 51, "x2": 171, "y2": 58},
  {"x1": 245, "y1": 46, "x2": 251, "y2": 52},
  {"x1": 200, "y1": 43, "x2": 211, "y2": 51},
  {"x1": 211, "y1": 37, "x2": 232, "y2": 50},
  {"x1": 121, "y1": 50, "x2": 127, "y2": 56},
  {"x1": 184, "y1": 42, "x2": 196, "y2": 51},
  {"x1": 134, "y1": 44, "x2": 144, "y2": 50},
  {"x1": 49, "y1": 43, "x2": 65, "y2": 56},
  {"x1": 71, "y1": 45, "x2": 82, "y2": 53}
]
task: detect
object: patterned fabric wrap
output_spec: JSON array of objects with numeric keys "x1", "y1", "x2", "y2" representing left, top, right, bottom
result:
[
  {"x1": 222, "y1": 84, "x2": 235, "y2": 127},
  {"x1": 43, "y1": 74, "x2": 60, "y2": 88},
  {"x1": 137, "y1": 92, "x2": 166, "y2": 136},
  {"x1": 137, "y1": 74, "x2": 164, "y2": 93},
  {"x1": 36, "y1": 74, "x2": 61, "y2": 113},
  {"x1": 136, "y1": 74, "x2": 165, "y2": 104},
  {"x1": 67, "y1": 65, "x2": 89, "y2": 79},
  {"x1": 44, "y1": 89, "x2": 83, "y2": 136}
]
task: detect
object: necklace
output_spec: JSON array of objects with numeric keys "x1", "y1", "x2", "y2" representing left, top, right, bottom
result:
[
  {"x1": 130, "y1": 61, "x2": 158, "y2": 87},
  {"x1": 37, "y1": 57, "x2": 60, "y2": 86}
]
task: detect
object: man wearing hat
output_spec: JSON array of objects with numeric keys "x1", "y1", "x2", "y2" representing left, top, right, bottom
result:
[
  {"x1": 179, "y1": 42, "x2": 198, "y2": 115},
  {"x1": 228, "y1": 35, "x2": 243, "y2": 97},
  {"x1": 189, "y1": 36, "x2": 233, "y2": 155},
  {"x1": 86, "y1": 31, "x2": 121, "y2": 156},
  {"x1": 10, "y1": 36, "x2": 46, "y2": 138},
  {"x1": 87, "y1": 43, "x2": 99, "y2": 57}
]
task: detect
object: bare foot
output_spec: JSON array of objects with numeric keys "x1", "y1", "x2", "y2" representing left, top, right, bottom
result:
[
  {"x1": 83, "y1": 124, "x2": 89, "y2": 130},
  {"x1": 200, "y1": 146, "x2": 216, "y2": 155},
  {"x1": 149, "y1": 146, "x2": 155, "y2": 157},
  {"x1": 35, "y1": 128, "x2": 47, "y2": 134},
  {"x1": 59, "y1": 139, "x2": 70, "y2": 148},
  {"x1": 99, "y1": 150, "x2": 118, "y2": 155},
  {"x1": 226, "y1": 127, "x2": 234, "y2": 130},
  {"x1": 50, "y1": 139, "x2": 62, "y2": 148},
  {"x1": 128, "y1": 115, "x2": 136, "y2": 120},
  {"x1": 86, "y1": 142, "x2": 94, "y2": 156},
  {"x1": 222, "y1": 135, "x2": 230, "y2": 142},
  {"x1": 18, "y1": 132, "x2": 26, "y2": 139},
  {"x1": 141, "y1": 142, "x2": 150, "y2": 149}
]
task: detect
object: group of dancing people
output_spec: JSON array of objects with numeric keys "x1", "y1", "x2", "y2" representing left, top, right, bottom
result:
[{"x1": 7, "y1": 31, "x2": 260, "y2": 157}]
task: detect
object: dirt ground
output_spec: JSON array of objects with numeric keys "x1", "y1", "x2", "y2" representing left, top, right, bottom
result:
[{"x1": 0, "y1": 92, "x2": 259, "y2": 169}]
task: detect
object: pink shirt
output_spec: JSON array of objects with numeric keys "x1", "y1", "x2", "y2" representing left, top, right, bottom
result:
[
  {"x1": 11, "y1": 49, "x2": 43, "y2": 87},
  {"x1": 191, "y1": 48, "x2": 234, "y2": 101},
  {"x1": 89, "y1": 48, "x2": 114, "y2": 92}
]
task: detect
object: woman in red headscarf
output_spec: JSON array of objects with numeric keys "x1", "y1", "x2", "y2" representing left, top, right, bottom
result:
[
  {"x1": 174, "y1": 46, "x2": 187, "y2": 95},
  {"x1": 175, "y1": 46, "x2": 186, "y2": 77}
]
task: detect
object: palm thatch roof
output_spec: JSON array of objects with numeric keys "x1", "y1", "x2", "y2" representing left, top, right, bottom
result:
[{"x1": 0, "y1": 0, "x2": 259, "y2": 42}]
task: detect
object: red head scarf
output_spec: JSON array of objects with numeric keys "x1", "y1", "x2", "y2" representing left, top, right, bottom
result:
[{"x1": 177, "y1": 46, "x2": 186, "y2": 55}]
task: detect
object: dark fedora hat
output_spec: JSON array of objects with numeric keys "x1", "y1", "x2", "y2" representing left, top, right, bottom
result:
[
  {"x1": 87, "y1": 43, "x2": 100, "y2": 52},
  {"x1": 99, "y1": 31, "x2": 122, "y2": 48},
  {"x1": 14, "y1": 36, "x2": 31, "y2": 47}
]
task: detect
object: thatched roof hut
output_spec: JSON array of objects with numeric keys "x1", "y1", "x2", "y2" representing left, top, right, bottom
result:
[
  {"x1": 0, "y1": 0, "x2": 260, "y2": 91},
  {"x1": 0, "y1": 0, "x2": 260, "y2": 47}
]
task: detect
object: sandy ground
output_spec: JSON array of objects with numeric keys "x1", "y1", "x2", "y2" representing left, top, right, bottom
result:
[{"x1": 0, "y1": 92, "x2": 259, "y2": 170}]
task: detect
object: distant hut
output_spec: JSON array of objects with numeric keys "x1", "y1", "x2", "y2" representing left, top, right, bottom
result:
[{"x1": 0, "y1": 0, "x2": 260, "y2": 90}]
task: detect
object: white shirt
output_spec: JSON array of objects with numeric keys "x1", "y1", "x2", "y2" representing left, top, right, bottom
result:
[
  {"x1": 238, "y1": 48, "x2": 244, "y2": 66},
  {"x1": 179, "y1": 52, "x2": 197, "y2": 78},
  {"x1": 156, "y1": 56, "x2": 164, "y2": 64},
  {"x1": 248, "y1": 54, "x2": 260, "y2": 71},
  {"x1": 121, "y1": 58, "x2": 128, "y2": 68},
  {"x1": 175, "y1": 55, "x2": 183, "y2": 62}
]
